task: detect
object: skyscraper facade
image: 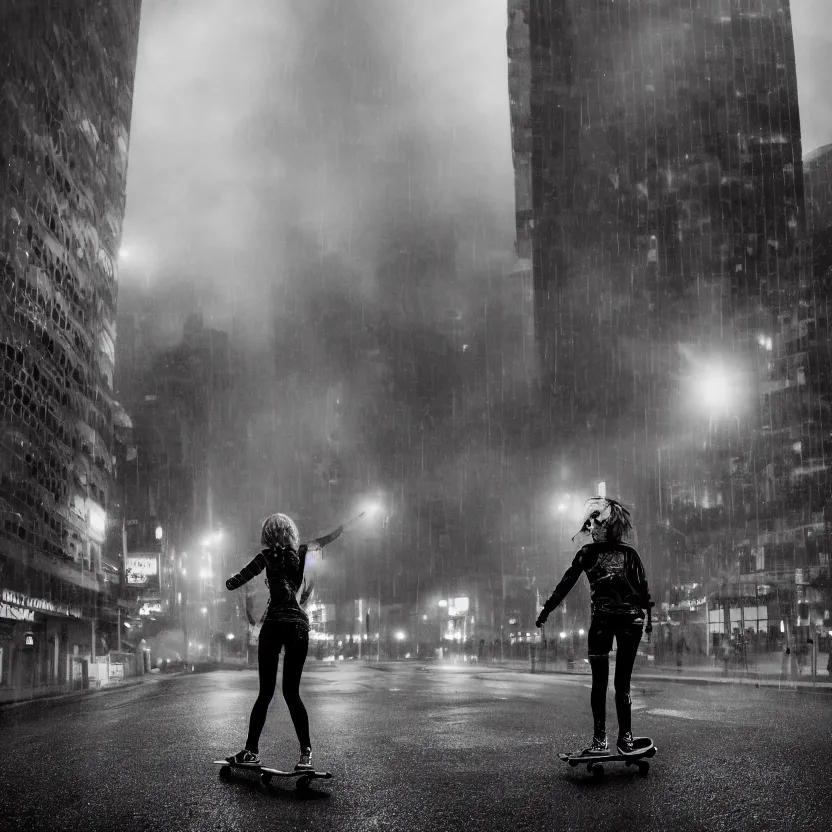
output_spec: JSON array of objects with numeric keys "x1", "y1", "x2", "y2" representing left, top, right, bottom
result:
[
  {"x1": 0, "y1": 2, "x2": 142, "y2": 698},
  {"x1": 509, "y1": 0, "x2": 827, "y2": 654}
]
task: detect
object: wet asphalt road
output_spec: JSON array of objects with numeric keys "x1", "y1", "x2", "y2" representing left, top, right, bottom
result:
[{"x1": 0, "y1": 663, "x2": 829, "y2": 832}]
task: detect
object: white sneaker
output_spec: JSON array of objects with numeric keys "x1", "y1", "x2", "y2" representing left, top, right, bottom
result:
[{"x1": 295, "y1": 747, "x2": 313, "y2": 771}]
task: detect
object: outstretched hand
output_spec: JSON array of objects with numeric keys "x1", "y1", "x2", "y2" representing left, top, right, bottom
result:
[{"x1": 535, "y1": 612, "x2": 548, "y2": 629}]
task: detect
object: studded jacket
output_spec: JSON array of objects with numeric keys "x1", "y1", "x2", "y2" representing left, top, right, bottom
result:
[{"x1": 541, "y1": 541, "x2": 652, "y2": 618}]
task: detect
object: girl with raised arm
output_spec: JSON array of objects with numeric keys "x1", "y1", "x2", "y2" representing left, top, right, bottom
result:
[{"x1": 224, "y1": 513, "x2": 347, "y2": 771}]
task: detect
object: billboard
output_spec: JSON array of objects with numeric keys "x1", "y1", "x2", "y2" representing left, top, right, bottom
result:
[{"x1": 126, "y1": 554, "x2": 159, "y2": 588}]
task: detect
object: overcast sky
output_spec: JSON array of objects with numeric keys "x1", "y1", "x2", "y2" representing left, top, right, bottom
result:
[
  {"x1": 119, "y1": 0, "x2": 832, "y2": 326},
  {"x1": 119, "y1": 0, "x2": 514, "y2": 335},
  {"x1": 792, "y1": 0, "x2": 832, "y2": 153}
]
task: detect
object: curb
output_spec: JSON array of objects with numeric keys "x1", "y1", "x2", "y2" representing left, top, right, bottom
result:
[
  {"x1": 0, "y1": 673, "x2": 182, "y2": 713},
  {"x1": 499, "y1": 666, "x2": 832, "y2": 695},
  {"x1": 628, "y1": 673, "x2": 832, "y2": 695}
]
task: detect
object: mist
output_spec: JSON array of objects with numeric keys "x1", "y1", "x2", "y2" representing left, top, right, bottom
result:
[{"x1": 119, "y1": 0, "x2": 516, "y2": 341}]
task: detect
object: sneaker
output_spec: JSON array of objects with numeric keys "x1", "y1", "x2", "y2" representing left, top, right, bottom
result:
[
  {"x1": 226, "y1": 749, "x2": 261, "y2": 766},
  {"x1": 295, "y1": 747, "x2": 313, "y2": 771},
  {"x1": 617, "y1": 732, "x2": 636, "y2": 755},
  {"x1": 581, "y1": 736, "x2": 609, "y2": 756}
]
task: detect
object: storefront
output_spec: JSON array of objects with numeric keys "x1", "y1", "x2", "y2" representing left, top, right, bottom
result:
[{"x1": 0, "y1": 588, "x2": 93, "y2": 702}]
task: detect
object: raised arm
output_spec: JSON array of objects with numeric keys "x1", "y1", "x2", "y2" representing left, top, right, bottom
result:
[
  {"x1": 308, "y1": 524, "x2": 345, "y2": 550},
  {"x1": 225, "y1": 551, "x2": 267, "y2": 591}
]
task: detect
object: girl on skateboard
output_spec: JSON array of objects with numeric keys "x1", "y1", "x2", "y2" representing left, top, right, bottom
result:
[
  {"x1": 224, "y1": 513, "x2": 347, "y2": 771},
  {"x1": 535, "y1": 497, "x2": 653, "y2": 757}
]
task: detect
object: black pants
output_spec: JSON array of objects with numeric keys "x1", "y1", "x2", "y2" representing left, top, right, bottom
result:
[
  {"x1": 246, "y1": 620, "x2": 310, "y2": 753},
  {"x1": 586, "y1": 612, "x2": 644, "y2": 738}
]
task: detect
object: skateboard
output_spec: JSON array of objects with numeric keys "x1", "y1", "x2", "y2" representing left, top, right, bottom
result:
[
  {"x1": 213, "y1": 760, "x2": 332, "y2": 791},
  {"x1": 558, "y1": 736, "x2": 656, "y2": 780}
]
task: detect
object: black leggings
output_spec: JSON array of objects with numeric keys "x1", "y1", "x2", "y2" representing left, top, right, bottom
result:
[
  {"x1": 586, "y1": 612, "x2": 644, "y2": 738},
  {"x1": 246, "y1": 620, "x2": 310, "y2": 753}
]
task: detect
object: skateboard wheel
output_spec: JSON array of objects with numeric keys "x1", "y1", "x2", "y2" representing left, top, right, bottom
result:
[
  {"x1": 219, "y1": 766, "x2": 231, "y2": 780},
  {"x1": 568, "y1": 760, "x2": 578, "y2": 768},
  {"x1": 646, "y1": 748, "x2": 657, "y2": 758},
  {"x1": 637, "y1": 762, "x2": 650, "y2": 777},
  {"x1": 296, "y1": 777, "x2": 311, "y2": 790},
  {"x1": 588, "y1": 764, "x2": 604, "y2": 781}
]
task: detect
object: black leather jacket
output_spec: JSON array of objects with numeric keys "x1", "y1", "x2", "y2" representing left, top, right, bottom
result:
[{"x1": 541, "y1": 541, "x2": 651, "y2": 618}]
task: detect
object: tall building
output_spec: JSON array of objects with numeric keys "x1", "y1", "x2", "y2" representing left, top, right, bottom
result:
[
  {"x1": 0, "y1": 1, "x2": 142, "y2": 699},
  {"x1": 508, "y1": 0, "x2": 825, "y2": 656}
]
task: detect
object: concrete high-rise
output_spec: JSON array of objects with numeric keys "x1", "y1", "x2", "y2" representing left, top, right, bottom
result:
[
  {"x1": 509, "y1": 1, "x2": 827, "y2": 655},
  {"x1": 0, "y1": 1, "x2": 142, "y2": 699}
]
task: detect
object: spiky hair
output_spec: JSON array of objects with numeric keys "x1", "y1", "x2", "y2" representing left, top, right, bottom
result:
[{"x1": 574, "y1": 497, "x2": 633, "y2": 542}]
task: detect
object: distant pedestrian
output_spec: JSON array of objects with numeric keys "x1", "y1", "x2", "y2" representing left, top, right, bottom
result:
[
  {"x1": 223, "y1": 513, "x2": 346, "y2": 771},
  {"x1": 675, "y1": 636, "x2": 688, "y2": 672},
  {"x1": 827, "y1": 651, "x2": 831, "y2": 677},
  {"x1": 535, "y1": 497, "x2": 653, "y2": 757}
]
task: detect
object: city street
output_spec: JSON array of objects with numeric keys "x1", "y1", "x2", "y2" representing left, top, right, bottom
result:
[{"x1": 1, "y1": 663, "x2": 829, "y2": 832}]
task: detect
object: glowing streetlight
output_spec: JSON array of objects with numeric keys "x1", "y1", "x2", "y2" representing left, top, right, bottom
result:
[
  {"x1": 694, "y1": 367, "x2": 734, "y2": 413},
  {"x1": 438, "y1": 600, "x2": 448, "y2": 608},
  {"x1": 359, "y1": 497, "x2": 385, "y2": 519},
  {"x1": 201, "y1": 607, "x2": 208, "y2": 615},
  {"x1": 226, "y1": 633, "x2": 234, "y2": 641},
  {"x1": 559, "y1": 631, "x2": 567, "y2": 639},
  {"x1": 202, "y1": 530, "x2": 223, "y2": 547},
  {"x1": 155, "y1": 526, "x2": 163, "y2": 541},
  {"x1": 395, "y1": 631, "x2": 406, "y2": 642}
]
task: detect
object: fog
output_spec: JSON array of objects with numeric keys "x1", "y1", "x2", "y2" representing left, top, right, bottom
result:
[
  {"x1": 119, "y1": 0, "x2": 516, "y2": 342},
  {"x1": 115, "y1": 0, "x2": 832, "y2": 605}
]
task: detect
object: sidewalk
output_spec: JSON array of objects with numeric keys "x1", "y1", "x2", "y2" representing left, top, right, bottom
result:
[
  {"x1": 0, "y1": 670, "x2": 173, "y2": 713},
  {"x1": 486, "y1": 657, "x2": 832, "y2": 694}
]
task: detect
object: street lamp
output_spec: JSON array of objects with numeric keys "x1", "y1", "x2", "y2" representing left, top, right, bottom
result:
[
  {"x1": 202, "y1": 530, "x2": 223, "y2": 548},
  {"x1": 355, "y1": 496, "x2": 389, "y2": 662},
  {"x1": 693, "y1": 366, "x2": 735, "y2": 415}
]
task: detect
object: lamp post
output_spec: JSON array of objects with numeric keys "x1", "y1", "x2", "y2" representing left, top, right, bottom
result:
[
  {"x1": 676, "y1": 356, "x2": 753, "y2": 660},
  {"x1": 556, "y1": 502, "x2": 568, "y2": 634},
  {"x1": 357, "y1": 497, "x2": 386, "y2": 663},
  {"x1": 438, "y1": 599, "x2": 448, "y2": 657}
]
